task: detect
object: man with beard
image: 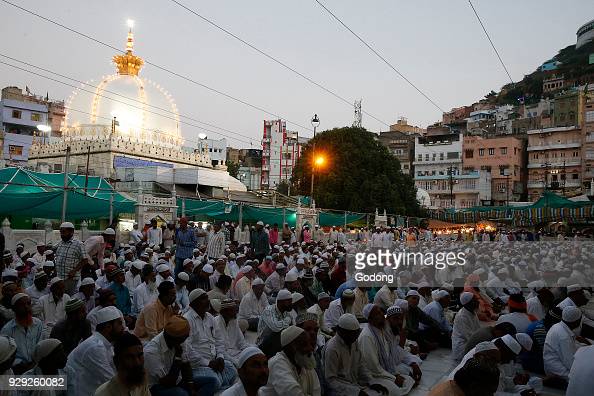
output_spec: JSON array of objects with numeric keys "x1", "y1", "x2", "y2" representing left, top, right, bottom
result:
[
  {"x1": 324, "y1": 313, "x2": 389, "y2": 395},
  {"x1": 358, "y1": 304, "x2": 415, "y2": 396},
  {"x1": 222, "y1": 347, "x2": 269, "y2": 396},
  {"x1": 96, "y1": 332, "x2": 150, "y2": 396},
  {"x1": 307, "y1": 292, "x2": 333, "y2": 339},
  {"x1": 385, "y1": 306, "x2": 423, "y2": 385},
  {"x1": 65, "y1": 306, "x2": 124, "y2": 396},
  {"x1": 108, "y1": 267, "x2": 133, "y2": 324},
  {"x1": 526, "y1": 286, "x2": 554, "y2": 321},
  {"x1": 0, "y1": 293, "x2": 43, "y2": 374},
  {"x1": 262, "y1": 326, "x2": 321, "y2": 395},
  {"x1": 133, "y1": 265, "x2": 158, "y2": 316},
  {"x1": 25, "y1": 272, "x2": 49, "y2": 315},
  {"x1": 265, "y1": 263, "x2": 286, "y2": 297},
  {"x1": 23, "y1": 338, "x2": 68, "y2": 386},
  {"x1": 238, "y1": 277, "x2": 269, "y2": 331},
  {"x1": 452, "y1": 292, "x2": 481, "y2": 361},
  {"x1": 37, "y1": 277, "x2": 71, "y2": 335},
  {"x1": 134, "y1": 281, "x2": 177, "y2": 342},
  {"x1": 215, "y1": 299, "x2": 252, "y2": 367},
  {"x1": 75, "y1": 277, "x2": 97, "y2": 313},
  {"x1": 257, "y1": 289, "x2": 294, "y2": 358},
  {"x1": 324, "y1": 288, "x2": 355, "y2": 330},
  {"x1": 50, "y1": 298, "x2": 92, "y2": 355},
  {"x1": 54, "y1": 222, "x2": 88, "y2": 296}
]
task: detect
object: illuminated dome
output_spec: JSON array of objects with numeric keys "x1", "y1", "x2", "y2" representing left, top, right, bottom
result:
[{"x1": 63, "y1": 21, "x2": 182, "y2": 147}]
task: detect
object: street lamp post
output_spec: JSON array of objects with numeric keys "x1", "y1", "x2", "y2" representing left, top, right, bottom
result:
[{"x1": 310, "y1": 114, "x2": 320, "y2": 207}]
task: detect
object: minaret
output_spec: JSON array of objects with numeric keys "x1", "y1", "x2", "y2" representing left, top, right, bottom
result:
[{"x1": 112, "y1": 19, "x2": 144, "y2": 76}]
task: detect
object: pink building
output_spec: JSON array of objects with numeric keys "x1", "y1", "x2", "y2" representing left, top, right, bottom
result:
[{"x1": 463, "y1": 136, "x2": 526, "y2": 205}]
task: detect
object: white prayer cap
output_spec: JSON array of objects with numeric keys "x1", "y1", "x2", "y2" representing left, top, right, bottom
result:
[
  {"x1": 562, "y1": 306, "x2": 582, "y2": 322},
  {"x1": 229, "y1": 253, "x2": 236, "y2": 259},
  {"x1": 276, "y1": 263, "x2": 286, "y2": 270},
  {"x1": 281, "y1": 326, "x2": 304, "y2": 347},
  {"x1": 515, "y1": 333, "x2": 533, "y2": 351},
  {"x1": 103, "y1": 258, "x2": 112, "y2": 265},
  {"x1": 50, "y1": 276, "x2": 63, "y2": 286},
  {"x1": 386, "y1": 305, "x2": 403, "y2": 318},
  {"x1": 318, "y1": 292, "x2": 331, "y2": 301},
  {"x1": 394, "y1": 299, "x2": 408, "y2": 311},
  {"x1": 11, "y1": 293, "x2": 28, "y2": 306},
  {"x1": 417, "y1": 281, "x2": 430, "y2": 289},
  {"x1": 460, "y1": 292, "x2": 474, "y2": 305},
  {"x1": 193, "y1": 248, "x2": 200, "y2": 253},
  {"x1": 297, "y1": 258, "x2": 305, "y2": 265},
  {"x1": 43, "y1": 261, "x2": 54, "y2": 267},
  {"x1": 103, "y1": 228, "x2": 116, "y2": 235},
  {"x1": 60, "y1": 222, "x2": 74, "y2": 229},
  {"x1": 2, "y1": 269, "x2": 17, "y2": 278},
  {"x1": 567, "y1": 284, "x2": 582, "y2": 293},
  {"x1": 527, "y1": 280, "x2": 545, "y2": 291},
  {"x1": 177, "y1": 272, "x2": 189, "y2": 282},
  {"x1": 132, "y1": 260, "x2": 145, "y2": 270},
  {"x1": 33, "y1": 338, "x2": 62, "y2": 363},
  {"x1": 252, "y1": 277, "x2": 264, "y2": 286},
  {"x1": 237, "y1": 346, "x2": 265, "y2": 368},
  {"x1": 362, "y1": 303, "x2": 376, "y2": 320},
  {"x1": 183, "y1": 258, "x2": 193, "y2": 266},
  {"x1": 0, "y1": 336, "x2": 17, "y2": 364},
  {"x1": 435, "y1": 290, "x2": 449, "y2": 300},
  {"x1": 202, "y1": 264, "x2": 214, "y2": 274},
  {"x1": 276, "y1": 289, "x2": 292, "y2": 301},
  {"x1": 80, "y1": 277, "x2": 95, "y2": 286},
  {"x1": 256, "y1": 221, "x2": 264, "y2": 226},
  {"x1": 95, "y1": 306, "x2": 121, "y2": 325},
  {"x1": 475, "y1": 341, "x2": 497, "y2": 353},
  {"x1": 145, "y1": 248, "x2": 153, "y2": 254},
  {"x1": 36, "y1": 241, "x2": 45, "y2": 247},
  {"x1": 499, "y1": 334, "x2": 521, "y2": 355},
  {"x1": 241, "y1": 265, "x2": 253, "y2": 274},
  {"x1": 284, "y1": 272, "x2": 298, "y2": 282},
  {"x1": 292, "y1": 292, "x2": 305, "y2": 304},
  {"x1": 43, "y1": 250, "x2": 53, "y2": 256},
  {"x1": 338, "y1": 313, "x2": 360, "y2": 331},
  {"x1": 189, "y1": 288, "x2": 206, "y2": 303},
  {"x1": 431, "y1": 289, "x2": 440, "y2": 301},
  {"x1": 156, "y1": 264, "x2": 169, "y2": 273},
  {"x1": 406, "y1": 290, "x2": 420, "y2": 298},
  {"x1": 472, "y1": 268, "x2": 486, "y2": 275}
]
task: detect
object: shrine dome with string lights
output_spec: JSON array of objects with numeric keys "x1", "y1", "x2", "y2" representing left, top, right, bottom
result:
[{"x1": 63, "y1": 20, "x2": 183, "y2": 147}]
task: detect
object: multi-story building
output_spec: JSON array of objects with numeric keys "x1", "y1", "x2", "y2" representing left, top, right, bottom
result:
[
  {"x1": 413, "y1": 128, "x2": 490, "y2": 208},
  {"x1": 526, "y1": 126, "x2": 583, "y2": 200},
  {"x1": 466, "y1": 109, "x2": 496, "y2": 135},
  {"x1": 226, "y1": 147, "x2": 240, "y2": 164},
  {"x1": 463, "y1": 136, "x2": 526, "y2": 205},
  {"x1": 543, "y1": 75, "x2": 565, "y2": 93},
  {"x1": 198, "y1": 138, "x2": 227, "y2": 167},
  {"x1": 237, "y1": 166, "x2": 262, "y2": 191},
  {"x1": 261, "y1": 120, "x2": 308, "y2": 189},
  {"x1": 576, "y1": 18, "x2": 594, "y2": 49},
  {"x1": 389, "y1": 117, "x2": 425, "y2": 134},
  {"x1": 377, "y1": 130, "x2": 416, "y2": 175},
  {"x1": 582, "y1": 94, "x2": 594, "y2": 192},
  {"x1": 553, "y1": 90, "x2": 586, "y2": 128}
]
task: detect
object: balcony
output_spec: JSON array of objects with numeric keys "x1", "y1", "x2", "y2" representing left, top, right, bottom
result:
[
  {"x1": 585, "y1": 134, "x2": 594, "y2": 143},
  {"x1": 527, "y1": 142, "x2": 581, "y2": 151},
  {"x1": 527, "y1": 180, "x2": 581, "y2": 189},
  {"x1": 527, "y1": 159, "x2": 581, "y2": 168}
]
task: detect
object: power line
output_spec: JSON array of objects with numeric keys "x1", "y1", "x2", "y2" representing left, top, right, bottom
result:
[
  {"x1": 0, "y1": 53, "x2": 259, "y2": 145},
  {"x1": 167, "y1": 0, "x2": 390, "y2": 128},
  {"x1": 313, "y1": 0, "x2": 445, "y2": 113},
  {"x1": 0, "y1": 0, "x2": 312, "y2": 132},
  {"x1": 467, "y1": 0, "x2": 514, "y2": 85},
  {"x1": 0, "y1": 60, "x2": 255, "y2": 146}
]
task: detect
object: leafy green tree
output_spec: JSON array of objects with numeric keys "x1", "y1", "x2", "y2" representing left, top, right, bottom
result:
[
  {"x1": 276, "y1": 180, "x2": 290, "y2": 195},
  {"x1": 291, "y1": 126, "x2": 420, "y2": 215},
  {"x1": 227, "y1": 161, "x2": 240, "y2": 178}
]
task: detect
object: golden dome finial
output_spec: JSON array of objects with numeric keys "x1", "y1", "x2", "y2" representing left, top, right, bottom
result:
[{"x1": 113, "y1": 19, "x2": 144, "y2": 76}]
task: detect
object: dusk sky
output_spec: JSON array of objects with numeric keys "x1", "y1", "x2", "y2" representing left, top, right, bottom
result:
[{"x1": 1, "y1": 0, "x2": 593, "y2": 148}]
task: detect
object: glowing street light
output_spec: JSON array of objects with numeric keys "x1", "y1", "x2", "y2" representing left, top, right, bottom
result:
[
  {"x1": 127, "y1": 19, "x2": 135, "y2": 29},
  {"x1": 310, "y1": 114, "x2": 320, "y2": 207},
  {"x1": 314, "y1": 155, "x2": 325, "y2": 166}
]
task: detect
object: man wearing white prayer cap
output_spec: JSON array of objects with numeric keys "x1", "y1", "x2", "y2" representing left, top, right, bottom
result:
[
  {"x1": 238, "y1": 277, "x2": 269, "y2": 331},
  {"x1": 55, "y1": 221, "x2": 88, "y2": 295},
  {"x1": 221, "y1": 347, "x2": 268, "y2": 396},
  {"x1": 419, "y1": 289, "x2": 452, "y2": 349},
  {"x1": 452, "y1": 291, "x2": 480, "y2": 361},
  {"x1": 0, "y1": 335, "x2": 17, "y2": 376},
  {"x1": 543, "y1": 305, "x2": 585, "y2": 384},
  {"x1": 65, "y1": 306, "x2": 124, "y2": 396},
  {"x1": 29, "y1": 338, "x2": 67, "y2": 378},
  {"x1": 358, "y1": 304, "x2": 416, "y2": 395},
  {"x1": 557, "y1": 284, "x2": 589, "y2": 310},
  {"x1": 260, "y1": 326, "x2": 320, "y2": 395},
  {"x1": 256, "y1": 289, "x2": 293, "y2": 358},
  {"x1": 324, "y1": 288, "x2": 355, "y2": 330},
  {"x1": 233, "y1": 265, "x2": 255, "y2": 302},
  {"x1": 155, "y1": 264, "x2": 173, "y2": 287},
  {"x1": 38, "y1": 276, "x2": 71, "y2": 336}
]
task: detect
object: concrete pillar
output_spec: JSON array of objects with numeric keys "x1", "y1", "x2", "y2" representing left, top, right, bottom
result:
[
  {"x1": 44, "y1": 220, "x2": 53, "y2": 246},
  {"x1": 80, "y1": 220, "x2": 89, "y2": 241},
  {"x1": 1, "y1": 218, "x2": 13, "y2": 252}
]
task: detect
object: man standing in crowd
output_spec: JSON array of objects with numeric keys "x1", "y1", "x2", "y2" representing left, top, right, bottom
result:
[
  {"x1": 54, "y1": 222, "x2": 87, "y2": 296},
  {"x1": 174, "y1": 217, "x2": 197, "y2": 276}
]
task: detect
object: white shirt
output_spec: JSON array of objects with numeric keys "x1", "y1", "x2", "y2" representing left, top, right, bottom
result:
[
  {"x1": 183, "y1": 309, "x2": 225, "y2": 368},
  {"x1": 373, "y1": 285, "x2": 396, "y2": 311},
  {"x1": 265, "y1": 271, "x2": 284, "y2": 294},
  {"x1": 323, "y1": 299, "x2": 348, "y2": 330},
  {"x1": 544, "y1": 321, "x2": 579, "y2": 379},
  {"x1": 233, "y1": 277, "x2": 252, "y2": 301},
  {"x1": 260, "y1": 351, "x2": 321, "y2": 396},
  {"x1": 324, "y1": 334, "x2": 374, "y2": 395},
  {"x1": 38, "y1": 293, "x2": 71, "y2": 328},
  {"x1": 147, "y1": 228, "x2": 162, "y2": 246},
  {"x1": 65, "y1": 332, "x2": 115, "y2": 396},
  {"x1": 557, "y1": 297, "x2": 576, "y2": 310},
  {"x1": 526, "y1": 296, "x2": 546, "y2": 321},
  {"x1": 125, "y1": 271, "x2": 142, "y2": 297},
  {"x1": 567, "y1": 345, "x2": 594, "y2": 396},
  {"x1": 214, "y1": 315, "x2": 252, "y2": 366},
  {"x1": 451, "y1": 307, "x2": 480, "y2": 361},
  {"x1": 133, "y1": 282, "x2": 158, "y2": 315},
  {"x1": 144, "y1": 332, "x2": 181, "y2": 386},
  {"x1": 130, "y1": 229, "x2": 143, "y2": 244},
  {"x1": 25, "y1": 285, "x2": 49, "y2": 308},
  {"x1": 238, "y1": 291, "x2": 269, "y2": 321},
  {"x1": 497, "y1": 312, "x2": 533, "y2": 333}
]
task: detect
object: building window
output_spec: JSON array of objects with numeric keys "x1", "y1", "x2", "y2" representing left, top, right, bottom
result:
[
  {"x1": 53, "y1": 163, "x2": 63, "y2": 173},
  {"x1": 447, "y1": 152, "x2": 459, "y2": 159},
  {"x1": 425, "y1": 154, "x2": 429, "y2": 161},
  {"x1": 572, "y1": 173, "x2": 579, "y2": 180},
  {"x1": 439, "y1": 153, "x2": 444, "y2": 160},
  {"x1": 500, "y1": 147, "x2": 507, "y2": 155},
  {"x1": 465, "y1": 149, "x2": 473, "y2": 158},
  {"x1": 31, "y1": 113, "x2": 41, "y2": 122},
  {"x1": 479, "y1": 148, "x2": 485, "y2": 156},
  {"x1": 417, "y1": 154, "x2": 422, "y2": 161},
  {"x1": 586, "y1": 111, "x2": 594, "y2": 123},
  {"x1": 12, "y1": 110, "x2": 21, "y2": 119},
  {"x1": 488, "y1": 148, "x2": 495, "y2": 155},
  {"x1": 573, "y1": 151, "x2": 579, "y2": 157}
]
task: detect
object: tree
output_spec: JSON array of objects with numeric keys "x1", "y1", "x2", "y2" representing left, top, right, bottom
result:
[
  {"x1": 291, "y1": 126, "x2": 420, "y2": 215},
  {"x1": 276, "y1": 180, "x2": 290, "y2": 195},
  {"x1": 227, "y1": 161, "x2": 240, "y2": 178}
]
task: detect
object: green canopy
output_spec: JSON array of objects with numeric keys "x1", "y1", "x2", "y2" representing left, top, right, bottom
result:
[
  {"x1": 0, "y1": 167, "x2": 136, "y2": 220},
  {"x1": 318, "y1": 212, "x2": 365, "y2": 227}
]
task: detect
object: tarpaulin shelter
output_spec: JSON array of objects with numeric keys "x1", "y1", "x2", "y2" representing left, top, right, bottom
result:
[{"x1": 0, "y1": 167, "x2": 136, "y2": 220}]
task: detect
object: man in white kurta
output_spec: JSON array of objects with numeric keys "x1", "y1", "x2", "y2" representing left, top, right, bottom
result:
[
  {"x1": 451, "y1": 292, "x2": 481, "y2": 361},
  {"x1": 37, "y1": 277, "x2": 71, "y2": 336},
  {"x1": 543, "y1": 306, "x2": 584, "y2": 381},
  {"x1": 323, "y1": 289, "x2": 355, "y2": 330},
  {"x1": 132, "y1": 269, "x2": 158, "y2": 315},
  {"x1": 215, "y1": 299, "x2": 253, "y2": 367},
  {"x1": 358, "y1": 304, "x2": 415, "y2": 396},
  {"x1": 373, "y1": 285, "x2": 397, "y2": 311},
  {"x1": 238, "y1": 278, "x2": 269, "y2": 331},
  {"x1": 261, "y1": 326, "x2": 321, "y2": 395},
  {"x1": 566, "y1": 345, "x2": 594, "y2": 396}
]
